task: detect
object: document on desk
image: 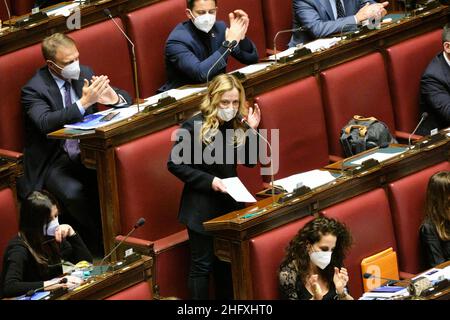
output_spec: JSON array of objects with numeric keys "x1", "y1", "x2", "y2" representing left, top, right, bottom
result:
[
  {"x1": 233, "y1": 62, "x2": 273, "y2": 75},
  {"x1": 45, "y1": 3, "x2": 81, "y2": 17},
  {"x1": 221, "y1": 177, "x2": 256, "y2": 203},
  {"x1": 267, "y1": 37, "x2": 341, "y2": 60},
  {"x1": 143, "y1": 87, "x2": 206, "y2": 107},
  {"x1": 350, "y1": 150, "x2": 406, "y2": 165},
  {"x1": 272, "y1": 169, "x2": 337, "y2": 193},
  {"x1": 64, "y1": 107, "x2": 139, "y2": 130}
]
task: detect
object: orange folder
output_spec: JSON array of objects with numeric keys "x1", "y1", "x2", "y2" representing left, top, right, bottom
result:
[{"x1": 361, "y1": 247, "x2": 400, "y2": 292}]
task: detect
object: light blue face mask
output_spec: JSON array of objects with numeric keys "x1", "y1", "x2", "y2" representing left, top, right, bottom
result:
[{"x1": 44, "y1": 217, "x2": 59, "y2": 236}]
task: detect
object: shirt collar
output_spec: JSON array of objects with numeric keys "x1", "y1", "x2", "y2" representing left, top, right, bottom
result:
[{"x1": 48, "y1": 67, "x2": 68, "y2": 90}]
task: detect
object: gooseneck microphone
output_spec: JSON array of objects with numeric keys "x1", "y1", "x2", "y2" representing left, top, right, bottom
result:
[
  {"x1": 97, "y1": 217, "x2": 146, "y2": 270},
  {"x1": 206, "y1": 40, "x2": 237, "y2": 84},
  {"x1": 103, "y1": 9, "x2": 141, "y2": 112},
  {"x1": 237, "y1": 113, "x2": 277, "y2": 207},
  {"x1": 26, "y1": 277, "x2": 68, "y2": 296},
  {"x1": 408, "y1": 112, "x2": 428, "y2": 149},
  {"x1": 272, "y1": 26, "x2": 306, "y2": 63},
  {"x1": 363, "y1": 272, "x2": 403, "y2": 286},
  {"x1": 3, "y1": 0, "x2": 11, "y2": 23}
]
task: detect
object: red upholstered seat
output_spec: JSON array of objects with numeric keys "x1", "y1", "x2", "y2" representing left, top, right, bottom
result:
[
  {"x1": 125, "y1": 0, "x2": 187, "y2": 97},
  {"x1": 69, "y1": 19, "x2": 135, "y2": 100},
  {"x1": 217, "y1": 0, "x2": 267, "y2": 71},
  {"x1": 320, "y1": 189, "x2": 398, "y2": 299},
  {"x1": 0, "y1": 188, "x2": 19, "y2": 274},
  {"x1": 262, "y1": 0, "x2": 293, "y2": 52},
  {"x1": 249, "y1": 215, "x2": 314, "y2": 299},
  {"x1": 255, "y1": 76, "x2": 329, "y2": 182},
  {"x1": 105, "y1": 281, "x2": 153, "y2": 300},
  {"x1": 386, "y1": 29, "x2": 442, "y2": 133},
  {"x1": 320, "y1": 53, "x2": 398, "y2": 158},
  {"x1": 11, "y1": 0, "x2": 34, "y2": 16},
  {"x1": 387, "y1": 162, "x2": 450, "y2": 275},
  {"x1": 0, "y1": 43, "x2": 43, "y2": 152},
  {"x1": 115, "y1": 126, "x2": 189, "y2": 298}
]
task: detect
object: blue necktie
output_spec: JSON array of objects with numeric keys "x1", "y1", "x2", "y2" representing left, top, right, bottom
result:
[
  {"x1": 336, "y1": 0, "x2": 346, "y2": 19},
  {"x1": 63, "y1": 81, "x2": 80, "y2": 161}
]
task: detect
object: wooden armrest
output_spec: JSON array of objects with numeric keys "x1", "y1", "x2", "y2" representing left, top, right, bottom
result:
[
  {"x1": 399, "y1": 271, "x2": 415, "y2": 280},
  {"x1": 0, "y1": 149, "x2": 23, "y2": 160},
  {"x1": 114, "y1": 235, "x2": 154, "y2": 256},
  {"x1": 395, "y1": 130, "x2": 422, "y2": 143},
  {"x1": 329, "y1": 154, "x2": 343, "y2": 163}
]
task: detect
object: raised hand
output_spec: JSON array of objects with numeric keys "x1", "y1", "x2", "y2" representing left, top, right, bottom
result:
[
  {"x1": 247, "y1": 103, "x2": 261, "y2": 130},
  {"x1": 91, "y1": 75, "x2": 120, "y2": 105},
  {"x1": 333, "y1": 267, "x2": 349, "y2": 295}
]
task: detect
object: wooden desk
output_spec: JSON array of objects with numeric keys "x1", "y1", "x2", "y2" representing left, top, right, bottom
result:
[
  {"x1": 422, "y1": 261, "x2": 450, "y2": 300},
  {"x1": 58, "y1": 255, "x2": 152, "y2": 300},
  {"x1": 48, "y1": 5, "x2": 450, "y2": 255},
  {"x1": 0, "y1": 154, "x2": 22, "y2": 200},
  {"x1": 203, "y1": 133, "x2": 450, "y2": 299}
]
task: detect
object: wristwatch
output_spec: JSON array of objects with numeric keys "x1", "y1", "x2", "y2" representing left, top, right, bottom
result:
[{"x1": 222, "y1": 40, "x2": 231, "y2": 48}]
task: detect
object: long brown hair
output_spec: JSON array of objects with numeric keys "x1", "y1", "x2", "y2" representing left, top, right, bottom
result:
[
  {"x1": 279, "y1": 216, "x2": 353, "y2": 286},
  {"x1": 424, "y1": 171, "x2": 450, "y2": 240}
]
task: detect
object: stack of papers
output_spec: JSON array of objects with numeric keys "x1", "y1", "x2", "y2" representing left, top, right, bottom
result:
[
  {"x1": 64, "y1": 106, "x2": 139, "y2": 130},
  {"x1": 221, "y1": 177, "x2": 256, "y2": 203},
  {"x1": 233, "y1": 62, "x2": 273, "y2": 75},
  {"x1": 268, "y1": 37, "x2": 341, "y2": 60},
  {"x1": 272, "y1": 169, "x2": 337, "y2": 193},
  {"x1": 143, "y1": 87, "x2": 206, "y2": 108},
  {"x1": 361, "y1": 286, "x2": 409, "y2": 299}
]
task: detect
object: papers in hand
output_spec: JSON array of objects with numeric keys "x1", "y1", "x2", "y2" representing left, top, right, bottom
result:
[
  {"x1": 221, "y1": 177, "x2": 256, "y2": 203},
  {"x1": 267, "y1": 37, "x2": 341, "y2": 60},
  {"x1": 272, "y1": 169, "x2": 336, "y2": 193}
]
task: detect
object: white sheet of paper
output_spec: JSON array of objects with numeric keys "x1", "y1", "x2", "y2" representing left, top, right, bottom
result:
[
  {"x1": 267, "y1": 37, "x2": 341, "y2": 60},
  {"x1": 221, "y1": 177, "x2": 256, "y2": 203},
  {"x1": 350, "y1": 150, "x2": 405, "y2": 165},
  {"x1": 142, "y1": 87, "x2": 206, "y2": 108},
  {"x1": 272, "y1": 169, "x2": 336, "y2": 193},
  {"x1": 46, "y1": 3, "x2": 80, "y2": 17},
  {"x1": 233, "y1": 62, "x2": 273, "y2": 75}
]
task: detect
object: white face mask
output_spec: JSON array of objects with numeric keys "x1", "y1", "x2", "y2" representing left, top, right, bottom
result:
[
  {"x1": 50, "y1": 60, "x2": 80, "y2": 80},
  {"x1": 309, "y1": 251, "x2": 332, "y2": 270},
  {"x1": 44, "y1": 217, "x2": 59, "y2": 236},
  {"x1": 190, "y1": 10, "x2": 216, "y2": 33},
  {"x1": 217, "y1": 107, "x2": 237, "y2": 122}
]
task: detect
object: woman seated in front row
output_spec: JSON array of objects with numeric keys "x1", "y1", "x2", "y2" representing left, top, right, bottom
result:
[
  {"x1": 0, "y1": 191, "x2": 92, "y2": 298},
  {"x1": 420, "y1": 171, "x2": 450, "y2": 268},
  {"x1": 279, "y1": 216, "x2": 353, "y2": 300}
]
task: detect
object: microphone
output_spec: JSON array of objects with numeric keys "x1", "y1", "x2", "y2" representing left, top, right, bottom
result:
[
  {"x1": 206, "y1": 40, "x2": 237, "y2": 84},
  {"x1": 408, "y1": 112, "x2": 428, "y2": 149},
  {"x1": 363, "y1": 272, "x2": 402, "y2": 286},
  {"x1": 96, "y1": 217, "x2": 146, "y2": 272},
  {"x1": 3, "y1": 0, "x2": 11, "y2": 22},
  {"x1": 26, "y1": 277, "x2": 68, "y2": 297},
  {"x1": 272, "y1": 26, "x2": 306, "y2": 63},
  {"x1": 236, "y1": 113, "x2": 278, "y2": 207},
  {"x1": 103, "y1": 8, "x2": 141, "y2": 112}
]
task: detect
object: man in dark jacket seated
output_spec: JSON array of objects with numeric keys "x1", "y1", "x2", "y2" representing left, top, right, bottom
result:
[{"x1": 159, "y1": 0, "x2": 259, "y2": 92}]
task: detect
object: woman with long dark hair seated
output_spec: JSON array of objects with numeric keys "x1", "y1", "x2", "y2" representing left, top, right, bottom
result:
[{"x1": 0, "y1": 191, "x2": 92, "y2": 298}]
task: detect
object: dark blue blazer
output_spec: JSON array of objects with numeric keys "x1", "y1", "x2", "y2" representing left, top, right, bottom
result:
[
  {"x1": 289, "y1": 0, "x2": 374, "y2": 46},
  {"x1": 160, "y1": 20, "x2": 259, "y2": 92},
  {"x1": 419, "y1": 52, "x2": 450, "y2": 135},
  {"x1": 20, "y1": 65, "x2": 131, "y2": 196}
]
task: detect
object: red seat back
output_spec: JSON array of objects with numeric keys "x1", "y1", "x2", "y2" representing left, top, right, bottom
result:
[
  {"x1": 249, "y1": 215, "x2": 314, "y2": 299},
  {"x1": 0, "y1": 188, "x2": 19, "y2": 274},
  {"x1": 386, "y1": 29, "x2": 442, "y2": 132},
  {"x1": 115, "y1": 126, "x2": 184, "y2": 241},
  {"x1": 69, "y1": 19, "x2": 135, "y2": 99},
  {"x1": 320, "y1": 53, "x2": 396, "y2": 157},
  {"x1": 11, "y1": 0, "x2": 33, "y2": 16},
  {"x1": 261, "y1": 0, "x2": 293, "y2": 51},
  {"x1": 217, "y1": 0, "x2": 266, "y2": 71},
  {"x1": 256, "y1": 76, "x2": 329, "y2": 181},
  {"x1": 387, "y1": 162, "x2": 450, "y2": 274},
  {"x1": 105, "y1": 281, "x2": 152, "y2": 300},
  {"x1": 320, "y1": 189, "x2": 397, "y2": 299},
  {"x1": 125, "y1": 0, "x2": 186, "y2": 97},
  {"x1": 0, "y1": 43, "x2": 43, "y2": 152},
  {"x1": 0, "y1": 0, "x2": 11, "y2": 20}
]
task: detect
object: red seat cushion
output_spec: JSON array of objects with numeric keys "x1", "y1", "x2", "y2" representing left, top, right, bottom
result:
[
  {"x1": 256, "y1": 76, "x2": 329, "y2": 181},
  {"x1": 0, "y1": 43, "x2": 43, "y2": 152},
  {"x1": 249, "y1": 215, "x2": 314, "y2": 299},
  {"x1": 105, "y1": 281, "x2": 152, "y2": 300},
  {"x1": 386, "y1": 29, "x2": 442, "y2": 132},
  {"x1": 0, "y1": 188, "x2": 19, "y2": 274},
  {"x1": 217, "y1": 0, "x2": 267, "y2": 71},
  {"x1": 320, "y1": 188, "x2": 397, "y2": 299},
  {"x1": 125, "y1": 0, "x2": 187, "y2": 97},
  {"x1": 69, "y1": 19, "x2": 135, "y2": 100},
  {"x1": 320, "y1": 53, "x2": 396, "y2": 157},
  {"x1": 387, "y1": 162, "x2": 450, "y2": 274},
  {"x1": 262, "y1": 0, "x2": 293, "y2": 51}
]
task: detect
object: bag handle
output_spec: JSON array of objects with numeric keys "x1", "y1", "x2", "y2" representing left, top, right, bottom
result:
[
  {"x1": 353, "y1": 115, "x2": 378, "y2": 122},
  {"x1": 344, "y1": 124, "x2": 368, "y2": 137}
]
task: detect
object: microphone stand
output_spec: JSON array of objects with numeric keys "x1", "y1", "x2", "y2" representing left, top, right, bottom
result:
[
  {"x1": 408, "y1": 113, "x2": 428, "y2": 150},
  {"x1": 273, "y1": 26, "x2": 306, "y2": 63},
  {"x1": 206, "y1": 41, "x2": 237, "y2": 84}
]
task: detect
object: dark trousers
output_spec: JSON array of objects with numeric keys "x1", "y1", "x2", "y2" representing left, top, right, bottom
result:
[
  {"x1": 187, "y1": 228, "x2": 233, "y2": 300},
  {"x1": 44, "y1": 153, "x2": 103, "y2": 256}
]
